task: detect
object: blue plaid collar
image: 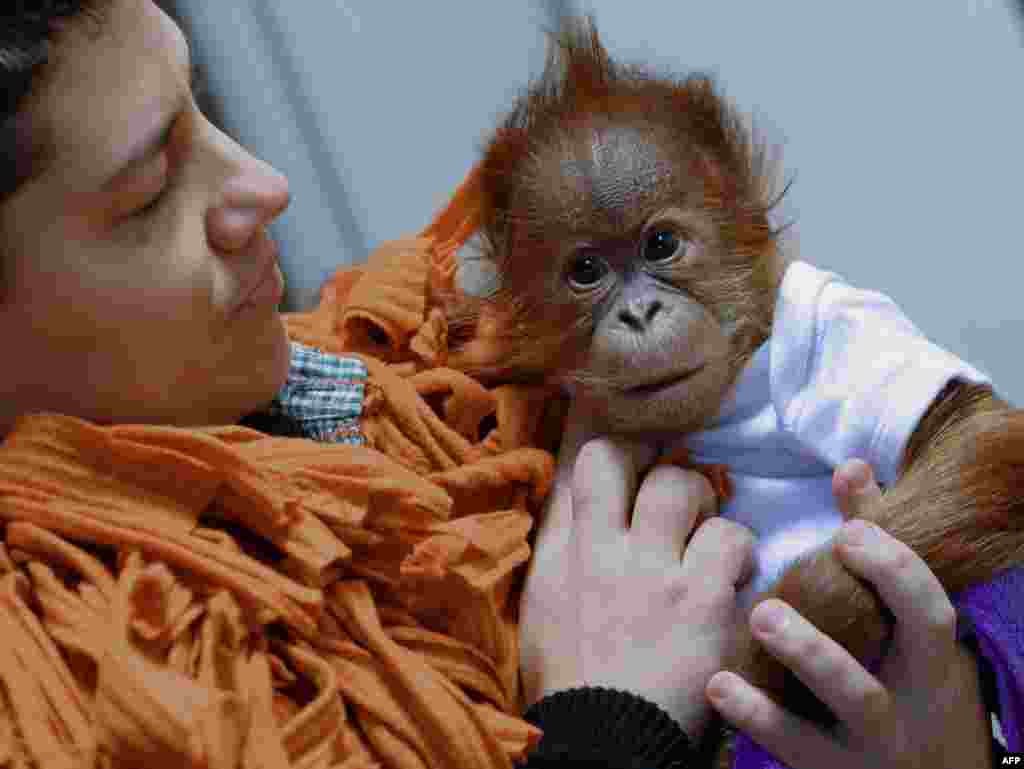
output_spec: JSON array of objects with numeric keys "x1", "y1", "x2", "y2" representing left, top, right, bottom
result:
[{"x1": 249, "y1": 342, "x2": 367, "y2": 444}]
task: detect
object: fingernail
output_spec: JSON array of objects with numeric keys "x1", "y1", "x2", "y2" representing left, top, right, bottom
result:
[
  {"x1": 752, "y1": 601, "x2": 789, "y2": 634},
  {"x1": 837, "y1": 460, "x2": 871, "y2": 491},
  {"x1": 841, "y1": 519, "x2": 877, "y2": 546},
  {"x1": 707, "y1": 673, "x2": 736, "y2": 706}
]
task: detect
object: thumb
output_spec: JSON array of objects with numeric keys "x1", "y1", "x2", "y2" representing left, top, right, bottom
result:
[{"x1": 832, "y1": 459, "x2": 883, "y2": 520}]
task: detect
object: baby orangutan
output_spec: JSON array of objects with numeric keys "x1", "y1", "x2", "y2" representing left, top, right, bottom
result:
[{"x1": 441, "y1": 16, "x2": 1024, "y2": 727}]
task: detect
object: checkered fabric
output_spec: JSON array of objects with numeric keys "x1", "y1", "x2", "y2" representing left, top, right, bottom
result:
[{"x1": 254, "y1": 342, "x2": 367, "y2": 445}]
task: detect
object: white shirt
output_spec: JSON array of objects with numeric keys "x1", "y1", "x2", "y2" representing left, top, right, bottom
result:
[{"x1": 662, "y1": 261, "x2": 992, "y2": 602}]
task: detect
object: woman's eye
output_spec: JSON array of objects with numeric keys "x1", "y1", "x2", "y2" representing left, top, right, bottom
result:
[
  {"x1": 642, "y1": 228, "x2": 686, "y2": 263},
  {"x1": 120, "y1": 150, "x2": 171, "y2": 220},
  {"x1": 567, "y1": 252, "x2": 609, "y2": 288},
  {"x1": 133, "y1": 187, "x2": 168, "y2": 218}
]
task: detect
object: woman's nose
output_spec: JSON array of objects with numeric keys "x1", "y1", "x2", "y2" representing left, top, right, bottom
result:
[{"x1": 207, "y1": 169, "x2": 290, "y2": 253}]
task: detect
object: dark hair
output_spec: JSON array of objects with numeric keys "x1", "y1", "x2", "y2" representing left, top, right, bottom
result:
[{"x1": 1, "y1": 1, "x2": 111, "y2": 201}]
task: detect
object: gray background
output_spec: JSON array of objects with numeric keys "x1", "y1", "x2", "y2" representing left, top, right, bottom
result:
[{"x1": 170, "y1": 0, "x2": 1024, "y2": 405}]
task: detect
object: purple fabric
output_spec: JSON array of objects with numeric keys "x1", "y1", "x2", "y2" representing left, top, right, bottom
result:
[{"x1": 731, "y1": 567, "x2": 1024, "y2": 768}]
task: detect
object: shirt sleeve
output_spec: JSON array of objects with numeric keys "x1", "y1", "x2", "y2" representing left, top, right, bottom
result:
[
  {"x1": 518, "y1": 687, "x2": 699, "y2": 768},
  {"x1": 769, "y1": 262, "x2": 991, "y2": 487},
  {"x1": 955, "y1": 567, "x2": 1024, "y2": 754}
]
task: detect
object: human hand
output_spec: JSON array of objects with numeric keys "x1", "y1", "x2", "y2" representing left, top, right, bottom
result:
[
  {"x1": 707, "y1": 460, "x2": 992, "y2": 769},
  {"x1": 519, "y1": 398, "x2": 756, "y2": 739}
]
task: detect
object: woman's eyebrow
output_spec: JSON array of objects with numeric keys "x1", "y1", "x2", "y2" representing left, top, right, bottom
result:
[
  {"x1": 101, "y1": 111, "x2": 176, "y2": 191},
  {"x1": 100, "y1": 65, "x2": 200, "y2": 191}
]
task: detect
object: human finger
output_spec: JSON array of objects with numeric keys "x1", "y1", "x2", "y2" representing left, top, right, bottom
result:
[
  {"x1": 537, "y1": 398, "x2": 605, "y2": 539},
  {"x1": 747, "y1": 598, "x2": 893, "y2": 733},
  {"x1": 679, "y1": 517, "x2": 756, "y2": 591},
  {"x1": 630, "y1": 466, "x2": 717, "y2": 562},
  {"x1": 707, "y1": 671, "x2": 842, "y2": 769},
  {"x1": 571, "y1": 437, "x2": 645, "y2": 550},
  {"x1": 833, "y1": 520, "x2": 957, "y2": 678},
  {"x1": 530, "y1": 482, "x2": 573, "y2": 557},
  {"x1": 832, "y1": 459, "x2": 883, "y2": 520}
]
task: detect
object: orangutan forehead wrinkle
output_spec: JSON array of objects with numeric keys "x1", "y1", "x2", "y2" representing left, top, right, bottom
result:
[{"x1": 557, "y1": 125, "x2": 675, "y2": 228}]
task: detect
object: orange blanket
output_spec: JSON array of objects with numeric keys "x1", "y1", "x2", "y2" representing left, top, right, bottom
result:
[
  {"x1": 0, "y1": 164, "x2": 730, "y2": 768},
  {"x1": 0, "y1": 173, "x2": 561, "y2": 768}
]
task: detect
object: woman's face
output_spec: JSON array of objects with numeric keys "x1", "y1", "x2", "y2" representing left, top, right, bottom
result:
[{"x1": 0, "y1": 0, "x2": 292, "y2": 434}]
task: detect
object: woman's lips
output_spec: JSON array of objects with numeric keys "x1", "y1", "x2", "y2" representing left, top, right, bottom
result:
[
  {"x1": 233, "y1": 235, "x2": 284, "y2": 315},
  {"x1": 243, "y1": 259, "x2": 284, "y2": 309}
]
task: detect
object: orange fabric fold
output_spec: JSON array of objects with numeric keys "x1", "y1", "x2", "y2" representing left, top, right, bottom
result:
[{"x1": 0, "y1": 160, "x2": 726, "y2": 768}]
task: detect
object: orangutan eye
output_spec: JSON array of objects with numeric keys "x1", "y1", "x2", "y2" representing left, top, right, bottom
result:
[
  {"x1": 642, "y1": 228, "x2": 686, "y2": 263},
  {"x1": 567, "y1": 251, "x2": 609, "y2": 289}
]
